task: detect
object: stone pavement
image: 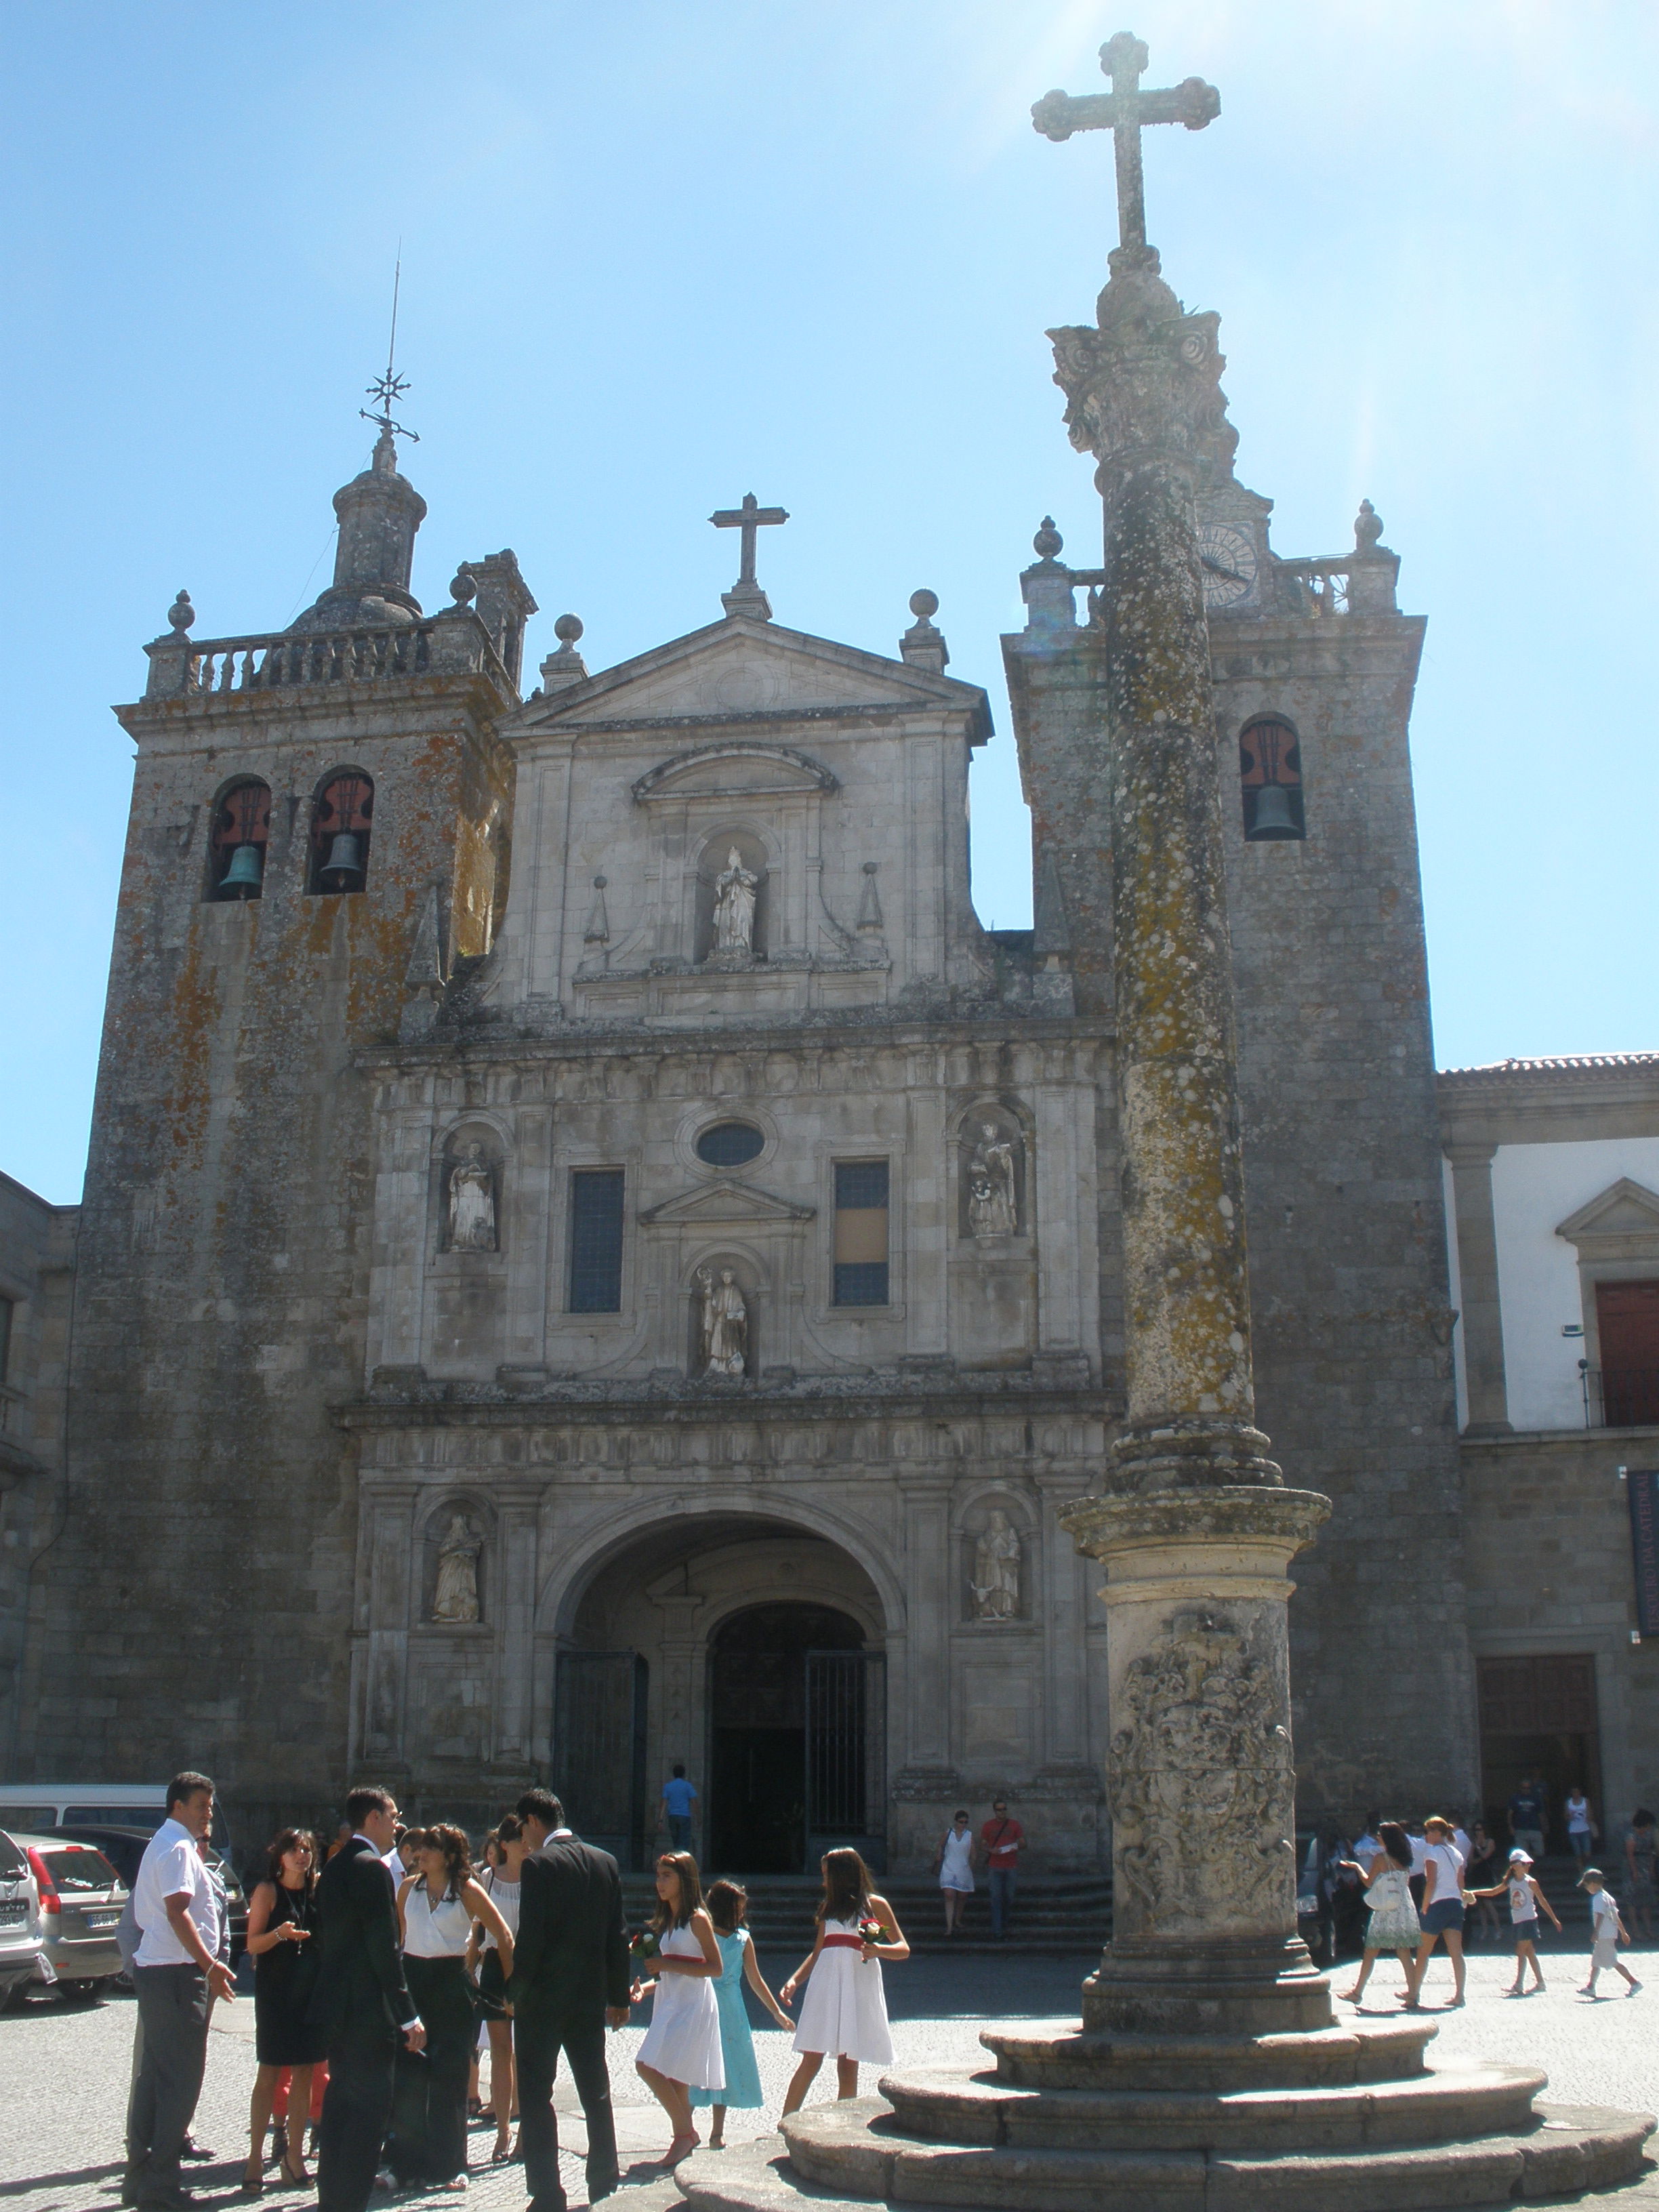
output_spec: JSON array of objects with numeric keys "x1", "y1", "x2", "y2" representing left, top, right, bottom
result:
[{"x1": 3, "y1": 1944, "x2": 1658, "y2": 2212}]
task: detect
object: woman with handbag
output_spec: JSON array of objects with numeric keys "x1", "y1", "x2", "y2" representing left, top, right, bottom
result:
[
  {"x1": 466, "y1": 1814, "x2": 530, "y2": 2162},
  {"x1": 1335, "y1": 1823, "x2": 1421, "y2": 2007}
]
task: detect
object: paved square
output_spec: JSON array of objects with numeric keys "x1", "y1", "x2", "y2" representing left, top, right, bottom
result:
[{"x1": 3, "y1": 1940, "x2": 1658, "y2": 2212}]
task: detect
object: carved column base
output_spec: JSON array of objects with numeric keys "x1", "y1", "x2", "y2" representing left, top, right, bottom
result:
[{"x1": 1061, "y1": 1484, "x2": 1332, "y2": 2036}]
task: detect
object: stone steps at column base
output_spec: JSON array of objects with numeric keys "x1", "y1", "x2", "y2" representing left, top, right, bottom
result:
[
  {"x1": 674, "y1": 2104, "x2": 1655, "y2": 2212},
  {"x1": 981, "y1": 2013, "x2": 1436, "y2": 2091}
]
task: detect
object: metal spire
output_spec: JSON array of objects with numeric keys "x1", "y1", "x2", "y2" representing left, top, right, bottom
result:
[{"x1": 361, "y1": 253, "x2": 419, "y2": 448}]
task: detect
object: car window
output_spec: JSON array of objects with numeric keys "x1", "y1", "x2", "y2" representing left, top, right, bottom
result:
[
  {"x1": 40, "y1": 1848, "x2": 120, "y2": 1891},
  {"x1": 64, "y1": 1804, "x2": 166, "y2": 1830},
  {"x1": 0, "y1": 1832, "x2": 27, "y2": 1879},
  {"x1": 0, "y1": 1805, "x2": 60, "y2": 1832}
]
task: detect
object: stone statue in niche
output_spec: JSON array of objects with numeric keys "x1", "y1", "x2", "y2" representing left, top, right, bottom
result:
[
  {"x1": 447, "y1": 1141, "x2": 496, "y2": 1251},
  {"x1": 431, "y1": 1512, "x2": 483, "y2": 1623},
  {"x1": 967, "y1": 1122, "x2": 1019, "y2": 1238},
  {"x1": 712, "y1": 848, "x2": 758, "y2": 957},
  {"x1": 970, "y1": 1509, "x2": 1022, "y2": 1620},
  {"x1": 697, "y1": 1264, "x2": 748, "y2": 1376}
]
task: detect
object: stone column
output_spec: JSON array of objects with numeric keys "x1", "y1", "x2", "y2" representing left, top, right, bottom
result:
[
  {"x1": 1050, "y1": 243, "x2": 1329, "y2": 2032},
  {"x1": 1444, "y1": 1140, "x2": 1513, "y2": 1435}
]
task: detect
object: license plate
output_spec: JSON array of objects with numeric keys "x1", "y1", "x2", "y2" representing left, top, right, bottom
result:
[
  {"x1": 87, "y1": 1912, "x2": 121, "y2": 1929},
  {"x1": 0, "y1": 1901, "x2": 25, "y2": 1926}
]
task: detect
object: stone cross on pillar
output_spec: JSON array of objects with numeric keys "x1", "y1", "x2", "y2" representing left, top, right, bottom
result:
[
  {"x1": 1036, "y1": 38, "x2": 1334, "y2": 2039},
  {"x1": 1033, "y1": 31, "x2": 1219, "y2": 272},
  {"x1": 710, "y1": 491, "x2": 789, "y2": 621}
]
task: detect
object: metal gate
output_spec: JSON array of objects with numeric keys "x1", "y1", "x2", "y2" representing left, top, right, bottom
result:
[
  {"x1": 553, "y1": 1650, "x2": 649, "y2": 1870},
  {"x1": 804, "y1": 1649, "x2": 887, "y2": 1872}
]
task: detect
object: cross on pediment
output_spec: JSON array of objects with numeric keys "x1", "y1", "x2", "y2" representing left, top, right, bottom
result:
[
  {"x1": 1033, "y1": 31, "x2": 1219, "y2": 261},
  {"x1": 710, "y1": 492, "x2": 789, "y2": 621}
]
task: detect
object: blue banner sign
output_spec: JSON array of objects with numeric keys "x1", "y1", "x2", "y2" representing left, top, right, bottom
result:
[{"x1": 1629, "y1": 1470, "x2": 1659, "y2": 1637}]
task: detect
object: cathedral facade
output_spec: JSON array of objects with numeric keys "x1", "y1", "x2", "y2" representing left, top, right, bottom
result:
[{"x1": 14, "y1": 305, "x2": 1478, "y2": 1864}]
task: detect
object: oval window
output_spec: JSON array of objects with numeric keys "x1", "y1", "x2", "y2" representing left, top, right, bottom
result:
[{"x1": 696, "y1": 1121, "x2": 764, "y2": 1168}]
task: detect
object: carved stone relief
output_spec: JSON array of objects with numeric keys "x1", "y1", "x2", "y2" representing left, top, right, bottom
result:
[
  {"x1": 697, "y1": 1263, "x2": 750, "y2": 1376},
  {"x1": 447, "y1": 1140, "x2": 497, "y2": 1252},
  {"x1": 1105, "y1": 1607, "x2": 1295, "y2": 1935}
]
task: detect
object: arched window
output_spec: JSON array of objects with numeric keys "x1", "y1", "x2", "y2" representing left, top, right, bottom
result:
[
  {"x1": 1240, "y1": 715, "x2": 1306, "y2": 841},
  {"x1": 207, "y1": 779, "x2": 270, "y2": 901},
  {"x1": 308, "y1": 771, "x2": 374, "y2": 895}
]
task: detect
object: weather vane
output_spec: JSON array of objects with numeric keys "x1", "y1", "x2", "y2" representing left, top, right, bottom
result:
[{"x1": 361, "y1": 253, "x2": 418, "y2": 445}]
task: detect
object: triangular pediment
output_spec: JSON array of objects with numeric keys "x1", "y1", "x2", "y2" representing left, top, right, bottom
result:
[
  {"x1": 1556, "y1": 1178, "x2": 1659, "y2": 1244},
  {"x1": 512, "y1": 614, "x2": 991, "y2": 741},
  {"x1": 639, "y1": 1176, "x2": 817, "y2": 1227}
]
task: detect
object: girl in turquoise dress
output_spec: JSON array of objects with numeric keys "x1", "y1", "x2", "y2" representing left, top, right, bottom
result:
[{"x1": 689, "y1": 1880, "x2": 794, "y2": 2147}]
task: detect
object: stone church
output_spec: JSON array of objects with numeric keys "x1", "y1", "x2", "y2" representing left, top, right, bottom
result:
[{"x1": 7, "y1": 190, "x2": 1489, "y2": 1869}]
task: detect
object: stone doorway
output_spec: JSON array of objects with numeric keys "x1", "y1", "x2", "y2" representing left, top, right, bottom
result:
[
  {"x1": 1477, "y1": 1652, "x2": 1603, "y2": 1851},
  {"x1": 560, "y1": 1513, "x2": 891, "y2": 1872},
  {"x1": 709, "y1": 1602, "x2": 865, "y2": 1872}
]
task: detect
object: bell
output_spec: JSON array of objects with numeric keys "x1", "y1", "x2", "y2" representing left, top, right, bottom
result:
[
  {"x1": 1250, "y1": 783, "x2": 1299, "y2": 838},
  {"x1": 320, "y1": 832, "x2": 364, "y2": 888},
  {"x1": 220, "y1": 843, "x2": 264, "y2": 898}
]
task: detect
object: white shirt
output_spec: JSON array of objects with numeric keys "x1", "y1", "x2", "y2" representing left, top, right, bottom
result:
[
  {"x1": 1423, "y1": 1841, "x2": 1465, "y2": 1904},
  {"x1": 403, "y1": 1883, "x2": 473, "y2": 1959},
  {"x1": 1568, "y1": 1796, "x2": 1593, "y2": 1832},
  {"x1": 1408, "y1": 1835, "x2": 1428, "y2": 1877},
  {"x1": 1452, "y1": 1828, "x2": 1471, "y2": 1864},
  {"x1": 1352, "y1": 1832, "x2": 1383, "y2": 1868},
  {"x1": 134, "y1": 1818, "x2": 222, "y2": 1969},
  {"x1": 1592, "y1": 1889, "x2": 1619, "y2": 1939}
]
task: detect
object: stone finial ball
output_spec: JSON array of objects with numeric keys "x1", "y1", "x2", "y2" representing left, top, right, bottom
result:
[
  {"x1": 909, "y1": 589, "x2": 939, "y2": 621},
  {"x1": 554, "y1": 613, "x2": 584, "y2": 644},
  {"x1": 449, "y1": 568, "x2": 477, "y2": 605},
  {"x1": 169, "y1": 590, "x2": 195, "y2": 633},
  {"x1": 1033, "y1": 516, "x2": 1063, "y2": 560}
]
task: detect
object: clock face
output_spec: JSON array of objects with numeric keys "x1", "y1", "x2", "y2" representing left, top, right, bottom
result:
[{"x1": 1196, "y1": 522, "x2": 1257, "y2": 608}]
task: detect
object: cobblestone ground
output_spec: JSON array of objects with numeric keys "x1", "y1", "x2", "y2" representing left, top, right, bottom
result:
[{"x1": 4, "y1": 1940, "x2": 1659, "y2": 2212}]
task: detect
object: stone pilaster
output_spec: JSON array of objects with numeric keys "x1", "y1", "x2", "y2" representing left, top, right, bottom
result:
[{"x1": 1445, "y1": 1139, "x2": 1513, "y2": 1434}]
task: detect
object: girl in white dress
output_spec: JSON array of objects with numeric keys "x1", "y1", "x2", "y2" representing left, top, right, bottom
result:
[
  {"x1": 781, "y1": 1849, "x2": 909, "y2": 2115},
  {"x1": 933, "y1": 1811, "x2": 975, "y2": 1936},
  {"x1": 632, "y1": 1852, "x2": 724, "y2": 2165}
]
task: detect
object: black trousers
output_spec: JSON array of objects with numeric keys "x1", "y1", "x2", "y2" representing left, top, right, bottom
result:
[
  {"x1": 387, "y1": 1957, "x2": 474, "y2": 2184},
  {"x1": 316, "y1": 2026, "x2": 397, "y2": 2212},
  {"x1": 128, "y1": 1963, "x2": 210, "y2": 2203},
  {"x1": 515, "y1": 2005, "x2": 619, "y2": 2212}
]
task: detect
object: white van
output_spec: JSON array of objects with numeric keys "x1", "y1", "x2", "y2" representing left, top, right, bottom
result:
[{"x1": 0, "y1": 1784, "x2": 234, "y2": 1851}]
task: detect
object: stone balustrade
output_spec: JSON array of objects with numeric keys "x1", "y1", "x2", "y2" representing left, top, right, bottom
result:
[{"x1": 142, "y1": 612, "x2": 511, "y2": 701}]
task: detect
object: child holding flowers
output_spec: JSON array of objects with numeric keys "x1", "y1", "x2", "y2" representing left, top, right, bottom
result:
[{"x1": 780, "y1": 1848, "x2": 909, "y2": 2115}]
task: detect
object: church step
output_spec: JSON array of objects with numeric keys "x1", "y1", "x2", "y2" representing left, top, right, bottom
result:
[
  {"x1": 981, "y1": 2016, "x2": 1436, "y2": 2094},
  {"x1": 620, "y1": 1873, "x2": 1113, "y2": 1956},
  {"x1": 876, "y1": 2059, "x2": 1546, "y2": 2153},
  {"x1": 722, "y1": 2095, "x2": 1656, "y2": 2212}
]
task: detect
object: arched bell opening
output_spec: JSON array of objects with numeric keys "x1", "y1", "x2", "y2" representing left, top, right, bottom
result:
[
  {"x1": 308, "y1": 768, "x2": 375, "y2": 894},
  {"x1": 206, "y1": 779, "x2": 271, "y2": 901}
]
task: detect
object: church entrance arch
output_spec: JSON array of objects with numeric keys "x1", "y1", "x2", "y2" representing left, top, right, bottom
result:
[{"x1": 552, "y1": 1509, "x2": 890, "y2": 1875}]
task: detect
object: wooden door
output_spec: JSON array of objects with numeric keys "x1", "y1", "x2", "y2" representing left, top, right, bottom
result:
[{"x1": 1596, "y1": 1281, "x2": 1659, "y2": 1427}]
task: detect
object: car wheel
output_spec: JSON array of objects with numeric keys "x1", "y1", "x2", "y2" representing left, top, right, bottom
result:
[{"x1": 60, "y1": 1979, "x2": 100, "y2": 2003}]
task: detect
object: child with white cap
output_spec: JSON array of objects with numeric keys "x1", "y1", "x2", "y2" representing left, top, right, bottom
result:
[
  {"x1": 1577, "y1": 1868, "x2": 1642, "y2": 2000},
  {"x1": 1465, "y1": 1848, "x2": 1559, "y2": 1995}
]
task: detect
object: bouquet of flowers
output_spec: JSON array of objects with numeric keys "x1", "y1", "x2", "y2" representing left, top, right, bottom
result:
[
  {"x1": 629, "y1": 1927, "x2": 661, "y2": 1965},
  {"x1": 857, "y1": 1915, "x2": 890, "y2": 1946}
]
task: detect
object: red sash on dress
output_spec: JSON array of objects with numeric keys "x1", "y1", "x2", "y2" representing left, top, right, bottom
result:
[{"x1": 821, "y1": 1932, "x2": 865, "y2": 1950}]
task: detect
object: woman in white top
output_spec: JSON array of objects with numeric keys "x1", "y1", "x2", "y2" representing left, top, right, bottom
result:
[
  {"x1": 1409, "y1": 1816, "x2": 1467, "y2": 2010},
  {"x1": 466, "y1": 1814, "x2": 530, "y2": 2163},
  {"x1": 932, "y1": 1811, "x2": 976, "y2": 1935},
  {"x1": 632, "y1": 1851, "x2": 724, "y2": 2166},
  {"x1": 1336, "y1": 1823, "x2": 1421, "y2": 2007},
  {"x1": 391, "y1": 1825, "x2": 513, "y2": 2190},
  {"x1": 1566, "y1": 1788, "x2": 1597, "y2": 1866}
]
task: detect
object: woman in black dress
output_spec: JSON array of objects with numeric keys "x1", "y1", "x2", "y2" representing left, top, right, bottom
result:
[{"x1": 242, "y1": 1828, "x2": 327, "y2": 2194}]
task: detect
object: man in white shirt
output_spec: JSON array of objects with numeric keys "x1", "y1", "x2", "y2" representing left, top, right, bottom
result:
[{"x1": 125, "y1": 1771, "x2": 236, "y2": 2210}]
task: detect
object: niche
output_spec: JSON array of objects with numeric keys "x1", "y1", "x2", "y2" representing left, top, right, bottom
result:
[
  {"x1": 956, "y1": 1107, "x2": 1027, "y2": 1242},
  {"x1": 695, "y1": 829, "x2": 770, "y2": 964},
  {"x1": 687, "y1": 1253, "x2": 761, "y2": 1380},
  {"x1": 422, "y1": 1496, "x2": 493, "y2": 1626},
  {"x1": 438, "y1": 1126, "x2": 504, "y2": 1255}
]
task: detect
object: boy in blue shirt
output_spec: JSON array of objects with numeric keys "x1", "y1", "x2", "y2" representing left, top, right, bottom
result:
[{"x1": 659, "y1": 1765, "x2": 697, "y2": 1851}]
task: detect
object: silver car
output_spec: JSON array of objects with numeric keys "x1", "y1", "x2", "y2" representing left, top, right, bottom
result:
[
  {"x1": 0, "y1": 1828, "x2": 44, "y2": 2006},
  {"x1": 12, "y1": 1832, "x2": 126, "y2": 1997}
]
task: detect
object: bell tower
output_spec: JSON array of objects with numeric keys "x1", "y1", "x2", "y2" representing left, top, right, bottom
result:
[{"x1": 21, "y1": 417, "x2": 535, "y2": 1820}]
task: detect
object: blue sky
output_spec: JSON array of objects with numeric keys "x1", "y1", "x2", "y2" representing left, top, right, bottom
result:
[{"x1": 3, "y1": 2, "x2": 1656, "y2": 1203}]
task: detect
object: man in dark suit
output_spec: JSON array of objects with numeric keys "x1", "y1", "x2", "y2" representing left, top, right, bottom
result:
[
  {"x1": 510, "y1": 1788, "x2": 632, "y2": 2212},
  {"x1": 308, "y1": 1787, "x2": 426, "y2": 2212}
]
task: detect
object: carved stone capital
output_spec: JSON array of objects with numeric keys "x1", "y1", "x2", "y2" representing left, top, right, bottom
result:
[{"x1": 1048, "y1": 265, "x2": 1238, "y2": 494}]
